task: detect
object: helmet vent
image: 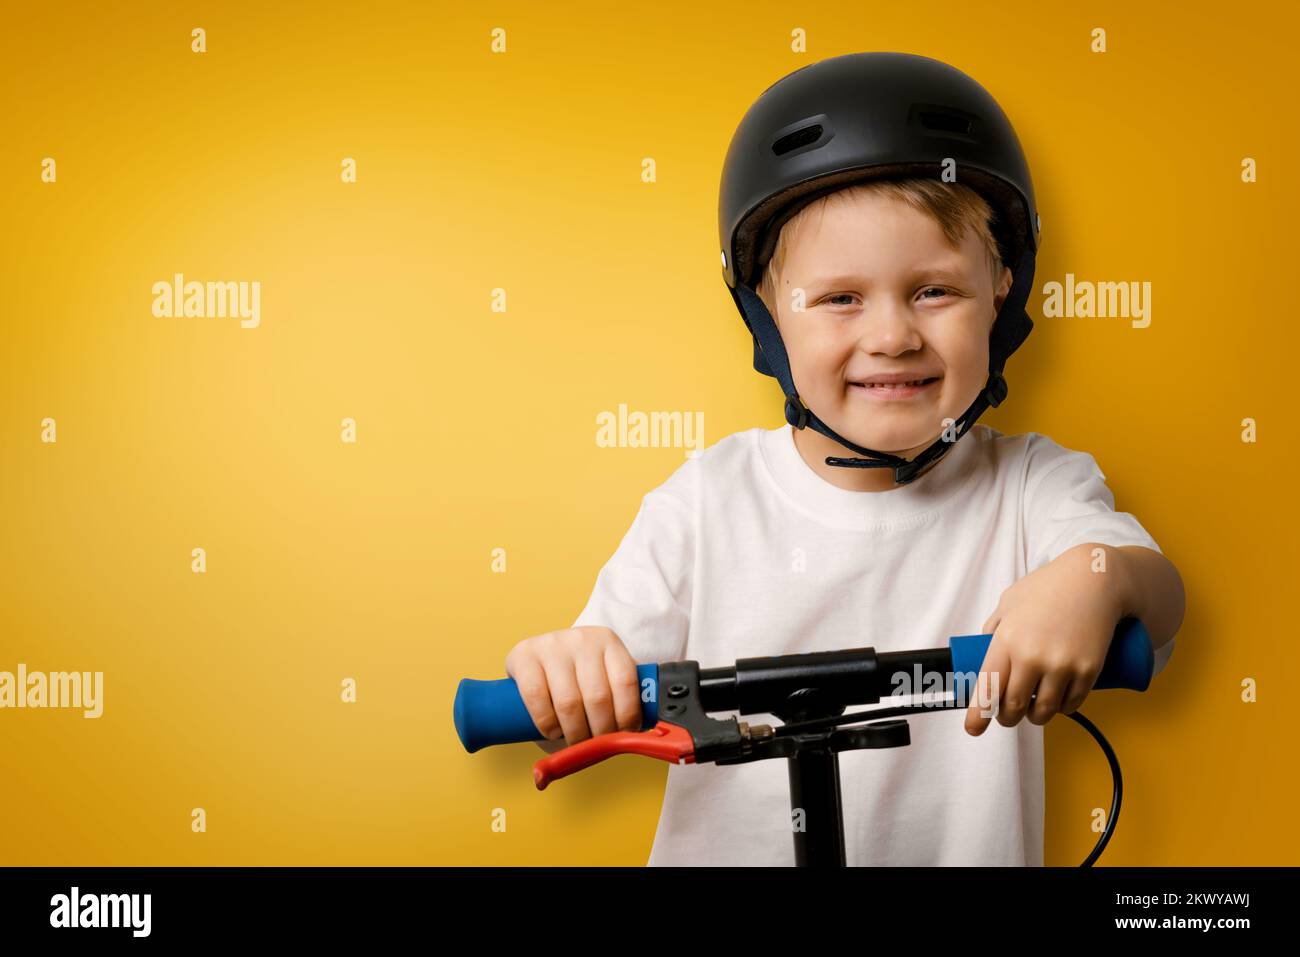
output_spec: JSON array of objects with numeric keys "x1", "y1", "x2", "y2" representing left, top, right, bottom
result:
[
  {"x1": 914, "y1": 106, "x2": 976, "y2": 137},
  {"x1": 771, "y1": 124, "x2": 824, "y2": 156}
]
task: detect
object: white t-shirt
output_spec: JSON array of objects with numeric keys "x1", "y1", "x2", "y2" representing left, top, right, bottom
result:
[{"x1": 571, "y1": 423, "x2": 1173, "y2": 866}]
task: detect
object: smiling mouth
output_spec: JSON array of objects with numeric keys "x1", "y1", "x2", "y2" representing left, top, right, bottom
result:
[{"x1": 850, "y1": 377, "x2": 941, "y2": 391}]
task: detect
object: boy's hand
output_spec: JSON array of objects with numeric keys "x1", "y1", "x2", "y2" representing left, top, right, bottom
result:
[
  {"x1": 965, "y1": 544, "x2": 1124, "y2": 736},
  {"x1": 505, "y1": 626, "x2": 645, "y2": 750}
]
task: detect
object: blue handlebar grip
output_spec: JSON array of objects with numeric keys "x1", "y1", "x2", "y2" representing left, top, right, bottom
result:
[
  {"x1": 948, "y1": 616, "x2": 1154, "y2": 702},
  {"x1": 454, "y1": 663, "x2": 660, "y2": 753}
]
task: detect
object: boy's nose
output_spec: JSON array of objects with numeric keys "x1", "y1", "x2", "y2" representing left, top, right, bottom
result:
[{"x1": 850, "y1": 300, "x2": 924, "y2": 356}]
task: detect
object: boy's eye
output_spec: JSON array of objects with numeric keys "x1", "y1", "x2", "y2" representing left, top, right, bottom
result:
[{"x1": 819, "y1": 287, "x2": 952, "y2": 307}]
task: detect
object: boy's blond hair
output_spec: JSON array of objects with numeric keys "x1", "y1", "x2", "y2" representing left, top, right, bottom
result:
[{"x1": 755, "y1": 178, "x2": 1004, "y2": 319}]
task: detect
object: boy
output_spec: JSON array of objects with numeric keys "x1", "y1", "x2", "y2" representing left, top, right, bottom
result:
[{"x1": 504, "y1": 52, "x2": 1184, "y2": 866}]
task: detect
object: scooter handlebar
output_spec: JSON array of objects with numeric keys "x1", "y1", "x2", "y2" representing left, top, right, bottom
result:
[
  {"x1": 948, "y1": 616, "x2": 1154, "y2": 699},
  {"x1": 454, "y1": 663, "x2": 659, "y2": 754},
  {"x1": 454, "y1": 618, "x2": 1155, "y2": 753}
]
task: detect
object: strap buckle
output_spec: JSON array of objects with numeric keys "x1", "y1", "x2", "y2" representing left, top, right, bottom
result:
[
  {"x1": 785, "y1": 394, "x2": 810, "y2": 430},
  {"x1": 983, "y1": 372, "x2": 1009, "y2": 408}
]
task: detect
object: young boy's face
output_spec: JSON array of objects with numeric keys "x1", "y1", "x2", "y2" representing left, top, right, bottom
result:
[{"x1": 772, "y1": 190, "x2": 1014, "y2": 463}]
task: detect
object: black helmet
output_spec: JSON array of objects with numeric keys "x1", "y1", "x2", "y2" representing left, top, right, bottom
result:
[{"x1": 718, "y1": 51, "x2": 1040, "y2": 485}]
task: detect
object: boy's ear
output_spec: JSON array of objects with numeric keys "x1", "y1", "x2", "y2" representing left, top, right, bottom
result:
[{"x1": 992, "y1": 266, "x2": 1014, "y2": 316}]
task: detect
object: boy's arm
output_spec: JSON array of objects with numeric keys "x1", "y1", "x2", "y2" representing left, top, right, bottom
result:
[
  {"x1": 965, "y1": 439, "x2": 1183, "y2": 735},
  {"x1": 1020, "y1": 435, "x2": 1183, "y2": 676},
  {"x1": 570, "y1": 487, "x2": 695, "y2": 665},
  {"x1": 1100, "y1": 544, "x2": 1186, "y2": 652},
  {"x1": 531, "y1": 480, "x2": 697, "y2": 753}
]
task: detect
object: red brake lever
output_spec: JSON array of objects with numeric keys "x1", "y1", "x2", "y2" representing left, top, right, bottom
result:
[{"x1": 532, "y1": 721, "x2": 695, "y2": 790}]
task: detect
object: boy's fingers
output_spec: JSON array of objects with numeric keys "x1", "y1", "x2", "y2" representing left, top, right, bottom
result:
[
  {"x1": 544, "y1": 657, "x2": 592, "y2": 744},
  {"x1": 510, "y1": 656, "x2": 560, "y2": 740},
  {"x1": 998, "y1": 660, "x2": 1042, "y2": 728},
  {"x1": 574, "y1": 650, "x2": 618, "y2": 738},
  {"x1": 965, "y1": 641, "x2": 1009, "y2": 736},
  {"x1": 604, "y1": 645, "x2": 644, "y2": 732},
  {"x1": 1060, "y1": 673, "x2": 1094, "y2": 715},
  {"x1": 1027, "y1": 669, "x2": 1069, "y2": 725}
]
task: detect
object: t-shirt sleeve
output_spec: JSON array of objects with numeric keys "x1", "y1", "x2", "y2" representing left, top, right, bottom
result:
[
  {"x1": 1023, "y1": 434, "x2": 1161, "y2": 571},
  {"x1": 570, "y1": 487, "x2": 694, "y2": 666},
  {"x1": 1022, "y1": 434, "x2": 1175, "y2": 677}
]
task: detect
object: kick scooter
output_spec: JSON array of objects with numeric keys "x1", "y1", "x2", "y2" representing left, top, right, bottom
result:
[{"x1": 454, "y1": 617, "x2": 1156, "y2": 867}]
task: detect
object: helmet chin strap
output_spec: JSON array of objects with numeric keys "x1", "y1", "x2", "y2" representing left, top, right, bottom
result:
[
  {"x1": 783, "y1": 367, "x2": 1007, "y2": 485},
  {"x1": 734, "y1": 245, "x2": 1035, "y2": 486}
]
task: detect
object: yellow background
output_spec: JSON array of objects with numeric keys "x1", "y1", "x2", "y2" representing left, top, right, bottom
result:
[{"x1": 1, "y1": 0, "x2": 1294, "y2": 865}]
